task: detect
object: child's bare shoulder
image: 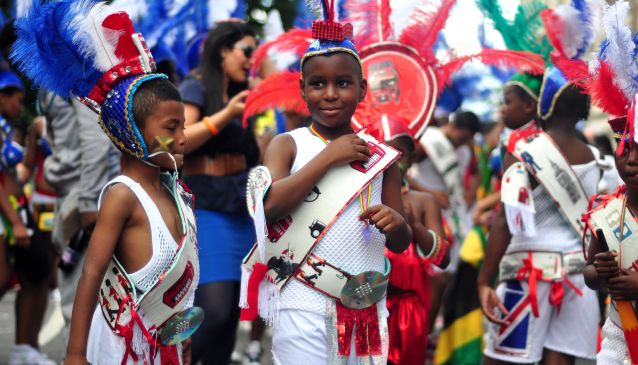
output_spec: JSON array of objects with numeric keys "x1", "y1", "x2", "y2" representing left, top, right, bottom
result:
[
  {"x1": 99, "y1": 183, "x2": 137, "y2": 219},
  {"x1": 264, "y1": 133, "x2": 296, "y2": 173}
]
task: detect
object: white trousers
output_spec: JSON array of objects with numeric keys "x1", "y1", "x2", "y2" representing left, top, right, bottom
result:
[{"x1": 272, "y1": 309, "x2": 387, "y2": 365}]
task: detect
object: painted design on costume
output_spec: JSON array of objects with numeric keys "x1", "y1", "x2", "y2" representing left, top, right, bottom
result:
[
  {"x1": 549, "y1": 160, "x2": 580, "y2": 204},
  {"x1": 493, "y1": 281, "x2": 533, "y2": 357},
  {"x1": 368, "y1": 60, "x2": 400, "y2": 105},
  {"x1": 267, "y1": 215, "x2": 293, "y2": 243},
  {"x1": 520, "y1": 151, "x2": 542, "y2": 174},
  {"x1": 267, "y1": 248, "x2": 298, "y2": 284},
  {"x1": 304, "y1": 186, "x2": 321, "y2": 202},
  {"x1": 351, "y1": 141, "x2": 386, "y2": 173},
  {"x1": 309, "y1": 219, "x2": 327, "y2": 239}
]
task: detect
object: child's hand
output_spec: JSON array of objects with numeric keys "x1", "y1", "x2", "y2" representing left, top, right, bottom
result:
[
  {"x1": 63, "y1": 354, "x2": 89, "y2": 365},
  {"x1": 592, "y1": 250, "x2": 619, "y2": 280},
  {"x1": 323, "y1": 134, "x2": 370, "y2": 166},
  {"x1": 360, "y1": 204, "x2": 406, "y2": 234},
  {"x1": 608, "y1": 269, "x2": 638, "y2": 301},
  {"x1": 478, "y1": 283, "x2": 510, "y2": 325},
  {"x1": 12, "y1": 221, "x2": 30, "y2": 247}
]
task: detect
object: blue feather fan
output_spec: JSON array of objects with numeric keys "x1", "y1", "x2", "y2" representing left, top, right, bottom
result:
[{"x1": 11, "y1": 0, "x2": 102, "y2": 97}]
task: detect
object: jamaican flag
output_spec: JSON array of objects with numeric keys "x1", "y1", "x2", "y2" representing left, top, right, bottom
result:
[{"x1": 435, "y1": 226, "x2": 486, "y2": 365}]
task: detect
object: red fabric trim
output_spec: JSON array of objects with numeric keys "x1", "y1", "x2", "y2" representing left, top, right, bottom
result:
[{"x1": 240, "y1": 263, "x2": 269, "y2": 321}]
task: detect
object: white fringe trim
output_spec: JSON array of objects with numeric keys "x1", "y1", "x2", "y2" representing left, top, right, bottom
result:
[
  {"x1": 254, "y1": 196, "x2": 267, "y2": 262},
  {"x1": 504, "y1": 202, "x2": 536, "y2": 237},
  {"x1": 258, "y1": 279, "x2": 279, "y2": 327},
  {"x1": 239, "y1": 264, "x2": 252, "y2": 309}
]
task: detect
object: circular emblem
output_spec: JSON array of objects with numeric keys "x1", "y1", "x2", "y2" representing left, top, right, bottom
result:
[
  {"x1": 353, "y1": 42, "x2": 438, "y2": 139},
  {"x1": 246, "y1": 166, "x2": 273, "y2": 219},
  {"x1": 340, "y1": 271, "x2": 388, "y2": 309},
  {"x1": 159, "y1": 306, "x2": 205, "y2": 345}
]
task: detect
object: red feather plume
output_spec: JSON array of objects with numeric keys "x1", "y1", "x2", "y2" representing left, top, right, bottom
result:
[
  {"x1": 550, "y1": 52, "x2": 590, "y2": 89},
  {"x1": 399, "y1": 0, "x2": 457, "y2": 62},
  {"x1": 102, "y1": 12, "x2": 138, "y2": 61},
  {"x1": 346, "y1": 0, "x2": 393, "y2": 47},
  {"x1": 540, "y1": 9, "x2": 566, "y2": 58},
  {"x1": 589, "y1": 61, "x2": 630, "y2": 117},
  {"x1": 242, "y1": 71, "x2": 309, "y2": 127},
  {"x1": 438, "y1": 49, "x2": 545, "y2": 88},
  {"x1": 250, "y1": 29, "x2": 313, "y2": 77}
]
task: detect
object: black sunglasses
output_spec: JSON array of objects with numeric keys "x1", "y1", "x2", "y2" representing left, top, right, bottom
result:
[{"x1": 236, "y1": 44, "x2": 255, "y2": 59}]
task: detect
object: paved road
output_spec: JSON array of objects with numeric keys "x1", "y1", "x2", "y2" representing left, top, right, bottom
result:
[
  {"x1": 0, "y1": 291, "x2": 274, "y2": 365},
  {"x1": 0, "y1": 291, "x2": 594, "y2": 365}
]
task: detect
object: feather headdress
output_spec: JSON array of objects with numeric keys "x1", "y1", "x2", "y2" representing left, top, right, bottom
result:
[
  {"x1": 244, "y1": 0, "x2": 544, "y2": 138},
  {"x1": 11, "y1": 0, "x2": 164, "y2": 160},
  {"x1": 536, "y1": 0, "x2": 596, "y2": 120},
  {"x1": 477, "y1": 0, "x2": 553, "y2": 65}
]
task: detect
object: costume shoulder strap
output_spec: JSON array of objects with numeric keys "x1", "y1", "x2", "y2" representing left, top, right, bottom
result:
[{"x1": 97, "y1": 175, "x2": 164, "y2": 229}]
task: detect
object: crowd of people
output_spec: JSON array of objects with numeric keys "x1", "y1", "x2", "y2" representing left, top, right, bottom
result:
[{"x1": 0, "y1": 0, "x2": 637, "y2": 365}]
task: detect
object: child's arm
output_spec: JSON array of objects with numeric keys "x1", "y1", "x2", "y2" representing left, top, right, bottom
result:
[
  {"x1": 363, "y1": 163, "x2": 410, "y2": 253},
  {"x1": 477, "y1": 153, "x2": 517, "y2": 325},
  {"x1": 262, "y1": 133, "x2": 370, "y2": 223},
  {"x1": 64, "y1": 185, "x2": 135, "y2": 365},
  {"x1": 405, "y1": 192, "x2": 450, "y2": 268}
]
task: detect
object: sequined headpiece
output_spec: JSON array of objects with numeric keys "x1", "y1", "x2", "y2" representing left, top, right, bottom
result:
[
  {"x1": 11, "y1": 0, "x2": 165, "y2": 160},
  {"x1": 299, "y1": 0, "x2": 361, "y2": 73}
]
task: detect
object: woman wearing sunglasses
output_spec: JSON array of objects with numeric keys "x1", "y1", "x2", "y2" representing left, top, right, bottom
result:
[{"x1": 179, "y1": 21, "x2": 259, "y2": 365}]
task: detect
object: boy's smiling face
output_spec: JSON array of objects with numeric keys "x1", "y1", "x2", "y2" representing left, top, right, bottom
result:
[
  {"x1": 300, "y1": 53, "x2": 367, "y2": 129},
  {"x1": 142, "y1": 100, "x2": 186, "y2": 170}
]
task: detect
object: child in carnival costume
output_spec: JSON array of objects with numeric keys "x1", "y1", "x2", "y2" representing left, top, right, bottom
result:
[
  {"x1": 578, "y1": 1, "x2": 638, "y2": 364},
  {"x1": 364, "y1": 114, "x2": 450, "y2": 365},
  {"x1": 477, "y1": 1, "x2": 606, "y2": 364},
  {"x1": 11, "y1": 1, "x2": 201, "y2": 364},
  {"x1": 239, "y1": 1, "x2": 413, "y2": 364}
]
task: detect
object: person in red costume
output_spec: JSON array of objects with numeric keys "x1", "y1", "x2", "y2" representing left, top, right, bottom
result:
[{"x1": 367, "y1": 115, "x2": 450, "y2": 365}]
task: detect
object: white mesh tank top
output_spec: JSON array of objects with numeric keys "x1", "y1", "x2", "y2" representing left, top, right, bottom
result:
[
  {"x1": 507, "y1": 146, "x2": 602, "y2": 253},
  {"x1": 278, "y1": 128, "x2": 387, "y2": 315},
  {"x1": 98, "y1": 175, "x2": 179, "y2": 293}
]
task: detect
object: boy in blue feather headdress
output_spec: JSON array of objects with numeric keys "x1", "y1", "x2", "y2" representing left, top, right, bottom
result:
[{"x1": 11, "y1": 1, "x2": 201, "y2": 364}]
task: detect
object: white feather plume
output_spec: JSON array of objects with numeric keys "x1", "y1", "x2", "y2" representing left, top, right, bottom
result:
[
  {"x1": 602, "y1": 0, "x2": 638, "y2": 100},
  {"x1": 555, "y1": 5, "x2": 584, "y2": 59},
  {"x1": 15, "y1": 0, "x2": 34, "y2": 18},
  {"x1": 75, "y1": 2, "x2": 123, "y2": 72}
]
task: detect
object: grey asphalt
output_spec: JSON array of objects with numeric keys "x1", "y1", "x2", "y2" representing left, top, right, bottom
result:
[{"x1": 0, "y1": 291, "x2": 593, "y2": 365}]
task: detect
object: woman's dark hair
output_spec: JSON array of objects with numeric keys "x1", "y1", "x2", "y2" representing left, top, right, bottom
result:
[
  {"x1": 132, "y1": 77, "x2": 182, "y2": 127},
  {"x1": 197, "y1": 21, "x2": 256, "y2": 116}
]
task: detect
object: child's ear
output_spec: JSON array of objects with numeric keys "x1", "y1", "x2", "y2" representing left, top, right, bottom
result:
[
  {"x1": 524, "y1": 99, "x2": 536, "y2": 115},
  {"x1": 359, "y1": 78, "x2": 368, "y2": 102},
  {"x1": 299, "y1": 78, "x2": 307, "y2": 101}
]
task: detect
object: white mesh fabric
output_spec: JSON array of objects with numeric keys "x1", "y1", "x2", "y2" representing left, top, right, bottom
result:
[
  {"x1": 508, "y1": 148, "x2": 601, "y2": 253},
  {"x1": 278, "y1": 128, "x2": 388, "y2": 314},
  {"x1": 597, "y1": 319, "x2": 627, "y2": 365},
  {"x1": 278, "y1": 175, "x2": 386, "y2": 315},
  {"x1": 98, "y1": 176, "x2": 181, "y2": 293}
]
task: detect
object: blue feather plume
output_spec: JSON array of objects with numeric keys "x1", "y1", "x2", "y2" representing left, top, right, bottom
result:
[
  {"x1": 572, "y1": 0, "x2": 593, "y2": 59},
  {"x1": 10, "y1": 0, "x2": 102, "y2": 97}
]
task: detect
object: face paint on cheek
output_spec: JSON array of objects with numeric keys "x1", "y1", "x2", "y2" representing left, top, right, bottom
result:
[{"x1": 151, "y1": 136, "x2": 174, "y2": 154}]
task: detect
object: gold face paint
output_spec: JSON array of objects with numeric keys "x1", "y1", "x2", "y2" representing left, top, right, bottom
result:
[{"x1": 151, "y1": 136, "x2": 174, "y2": 153}]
